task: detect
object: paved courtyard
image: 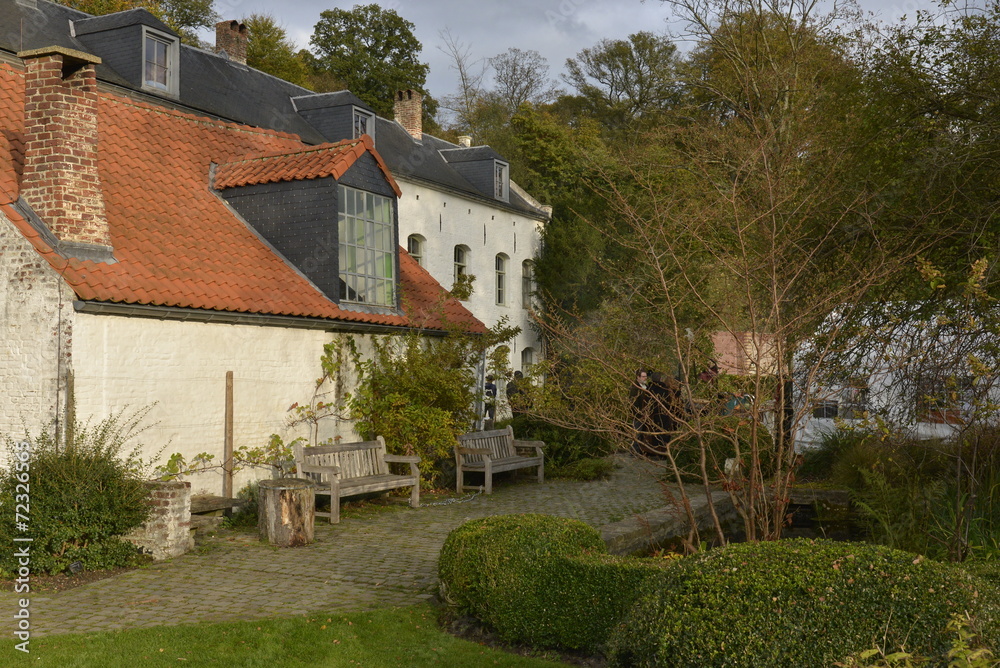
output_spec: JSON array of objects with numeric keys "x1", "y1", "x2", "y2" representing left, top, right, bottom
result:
[{"x1": 2, "y1": 455, "x2": 672, "y2": 637}]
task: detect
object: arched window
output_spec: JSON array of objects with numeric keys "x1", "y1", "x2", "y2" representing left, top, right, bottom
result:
[
  {"x1": 495, "y1": 253, "x2": 508, "y2": 305},
  {"x1": 454, "y1": 245, "x2": 469, "y2": 284},
  {"x1": 521, "y1": 260, "x2": 533, "y2": 309},
  {"x1": 407, "y1": 234, "x2": 424, "y2": 266},
  {"x1": 521, "y1": 347, "x2": 534, "y2": 372}
]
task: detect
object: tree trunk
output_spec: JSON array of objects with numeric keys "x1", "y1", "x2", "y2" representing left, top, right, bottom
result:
[{"x1": 257, "y1": 478, "x2": 315, "y2": 547}]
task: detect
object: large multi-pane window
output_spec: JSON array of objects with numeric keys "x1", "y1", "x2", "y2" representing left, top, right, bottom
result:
[
  {"x1": 338, "y1": 185, "x2": 395, "y2": 306},
  {"x1": 495, "y1": 253, "x2": 508, "y2": 305}
]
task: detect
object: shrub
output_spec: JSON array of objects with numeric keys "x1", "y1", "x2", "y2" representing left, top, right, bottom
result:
[
  {"x1": 0, "y1": 410, "x2": 154, "y2": 575},
  {"x1": 438, "y1": 514, "x2": 671, "y2": 652},
  {"x1": 223, "y1": 482, "x2": 260, "y2": 529},
  {"x1": 798, "y1": 428, "x2": 874, "y2": 481},
  {"x1": 606, "y1": 539, "x2": 997, "y2": 668},
  {"x1": 550, "y1": 457, "x2": 616, "y2": 481}
]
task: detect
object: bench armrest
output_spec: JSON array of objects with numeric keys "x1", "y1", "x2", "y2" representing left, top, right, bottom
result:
[
  {"x1": 513, "y1": 440, "x2": 546, "y2": 457},
  {"x1": 298, "y1": 463, "x2": 341, "y2": 479},
  {"x1": 383, "y1": 453, "x2": 421, "y2": 478}
]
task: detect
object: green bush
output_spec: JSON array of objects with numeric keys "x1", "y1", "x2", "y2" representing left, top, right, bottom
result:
[
  {"x1": 223, "y1": 482, "x2": 260, "y2": 529},
  {"x1": 0, "y1": 411, "x2": 154, "y2": 575},
  {"x1": 606, "y1": 539, "x2": 997, "y2": 668},
  {"x1": 798, "y1": 428, "x2": 874, "y2": 481},
  {"x1": 550, "y1": 457, "x2": 616, "y2": 481},
  {"x1": 438, "y1": 514, "x2": 671, "y2": 652},
  {"x1": 667, "y1": 414, "x2": 774, "y2": 482}
]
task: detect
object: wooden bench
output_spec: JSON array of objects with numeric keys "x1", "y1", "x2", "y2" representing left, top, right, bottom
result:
[
  {"x1": 293, "y1": 437, "x2": 420, "y2": 523},
  {"x1": 455, "y1": 426, "x2": 545, "y2": 494}
]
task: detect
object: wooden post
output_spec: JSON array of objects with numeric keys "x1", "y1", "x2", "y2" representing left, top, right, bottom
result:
[
  {"x1": 224, "y1": 371, "x2": 233, "y2": 498},
  {"x1": 257, "y1": 479, "x2": 315, "y2": 546}
]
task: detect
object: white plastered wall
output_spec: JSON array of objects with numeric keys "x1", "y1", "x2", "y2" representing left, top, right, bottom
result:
[
  {"x1": 72, "y1": 314, "x2": 374, "y2": 494},
  {"x1": 396, "y1": 177, "x2": 544, "y2": 372}
]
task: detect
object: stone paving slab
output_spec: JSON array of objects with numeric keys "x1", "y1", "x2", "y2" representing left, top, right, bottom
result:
[{"x1": 2, "y1": 455, "x2": 675, "y2": 638}]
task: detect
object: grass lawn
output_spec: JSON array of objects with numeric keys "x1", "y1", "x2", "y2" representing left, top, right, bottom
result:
[{"x1": 0, "y1": 603, "x2": 565, "y2": 667}]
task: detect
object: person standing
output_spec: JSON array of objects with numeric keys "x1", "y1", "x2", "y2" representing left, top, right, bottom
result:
[
  {"x1": 506, "y1": 370, "x2": 525, "y2": 418},
  {"x1": 484, "y1": 374, "x2": 497, "y2": 424}
]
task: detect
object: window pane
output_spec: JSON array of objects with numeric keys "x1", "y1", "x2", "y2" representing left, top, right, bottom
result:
[{"x1": 336, "y1": 185, "x2": 396, "y2": 305}]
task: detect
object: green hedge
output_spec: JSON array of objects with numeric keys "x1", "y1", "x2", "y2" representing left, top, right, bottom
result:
[
  {"x1": 0, "y1": 415, "x2": 152, "y2": 576},
  {"x1": 438, "y1": 514, "x2": 671, "y2": 651},
  {"x1": 607, "y1": 539, "x2": 997, "y2": 667}
]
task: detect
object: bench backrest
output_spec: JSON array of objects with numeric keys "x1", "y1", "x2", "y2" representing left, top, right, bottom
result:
[
  {"x1": 456, "y1": 426, "x2": 515, "y2": 464},
  {"x1": 294, "y1": 437, "x2": 388, "y2": 482}
]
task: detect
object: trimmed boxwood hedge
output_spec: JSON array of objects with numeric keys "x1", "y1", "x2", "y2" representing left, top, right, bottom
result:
[
  {"x1": 438, "y1": 513, "x2": 672, "y2": 651},
  {"x1": 606, "y1": 539, "x2": 997, "y2": 667}
]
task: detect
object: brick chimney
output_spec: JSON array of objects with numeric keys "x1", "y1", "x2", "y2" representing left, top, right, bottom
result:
[
  {"x1": 215, "y1": 20, "x2": 248, "y2": 65},
  {"x1": 19, "y1": 46, "x2": 111, "y2": 249},
  {"x1": 394, "y1": 89, "x2": 422, "y2": 140}
]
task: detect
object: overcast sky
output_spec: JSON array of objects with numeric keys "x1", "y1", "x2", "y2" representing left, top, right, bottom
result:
[{"x1": 201, "y1": 0, "x2": 937, "y2": 102}]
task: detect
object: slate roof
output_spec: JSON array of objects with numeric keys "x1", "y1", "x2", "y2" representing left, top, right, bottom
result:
[
  {"x1": 0, "y1": 63, "x2": 482, "y2": 332},
  {"x1": 0, "y1": 0, "x2": 548, "y2": 219}
]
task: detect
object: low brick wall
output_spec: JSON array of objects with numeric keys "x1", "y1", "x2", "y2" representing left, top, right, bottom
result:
[{"x1": 127, "y1": 480, "x2": 195, "y2": 560}]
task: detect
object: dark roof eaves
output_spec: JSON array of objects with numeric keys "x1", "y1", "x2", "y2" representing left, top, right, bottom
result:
[
  {"x1": 73, "y1": 300, "x2": 449, "y2": 336},
  {"x1": 395, "y1": 172, "x2": 548, "y2": 221}
]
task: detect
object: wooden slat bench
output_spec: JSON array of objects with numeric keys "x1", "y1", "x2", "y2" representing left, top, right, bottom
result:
[
  {"x1": 455, "y1": 426, "x2": 545, "y2": 494},
  {"x1": 293, "y1": 437, "x2": 420, "y2": 524}
]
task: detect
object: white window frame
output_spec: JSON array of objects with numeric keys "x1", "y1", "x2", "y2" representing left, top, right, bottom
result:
[
  {"x1": 494, "y1": 160, "x2": 509, "y2": 201},
  {"x1": 337, "y1": 184, "x2": 396, "y2": 306},
  {"x1": 142, "y1": 27, "x2": 179, "y2": 96},
  {"x1": 521, "y1": 259, "x2": 533, "y2": 309},
  {"x1": 495, "y1": 253, "x2": 508, "y2": 305},
  {"x1": 353, "y1": 107, "x2": 375, "y2": 140},
  {"x1": 521, "y1": 347, "x2": 535, "y2": 372},
  {"x1": 407, "y1": 234, "x2": 424, "y2": 266},
  {"x1": 454, "y1": 245, "x2": 468, "y2": 284}
]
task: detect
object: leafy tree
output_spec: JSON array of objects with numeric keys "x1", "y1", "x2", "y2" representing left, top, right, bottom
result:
[
  {"x1": 308, "y1": 4, "x2": 436, "y2": 119},
  {"x1": 563, "y1": 31, "x2": 683, "y2": 133},
  {"x1": 244, "y1": 13, "x2": 309, "y2": 88}
]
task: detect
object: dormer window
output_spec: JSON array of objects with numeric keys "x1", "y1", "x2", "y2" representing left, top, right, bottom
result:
[
  {"x1": 143, "y1": 28, "x2": 178, "y2": 96},
  {"x1": 338, "y1": 185, "x2": 396, "y2": 306},
  {"x1": 494, "y1": 160, "x2": 509, "y2": 201},
  {"x1": 353, "y1": 107, "x2": 375, "y2": 140}
]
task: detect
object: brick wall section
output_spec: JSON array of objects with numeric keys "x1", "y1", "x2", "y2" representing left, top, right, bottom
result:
[
  {"x1": 215, "y1": 20, "x2": 247, "y2": 65},
  {"x1": 393, "y1": 89, "x2": 422, "y2": 140},
  {"x1": 19, "y1": 48, "x2": 110, "y2": 247},
  {"x1": 127, "y1": 480, "x2": 194, "y2": 561}
]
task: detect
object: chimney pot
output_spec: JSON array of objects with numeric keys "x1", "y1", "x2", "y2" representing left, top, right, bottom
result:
[
  {"x1": 215, "y1": 20, "x2": 248, "y2": 65},
  {"x1": 458, "y1": 135, "x2": 471, "y2": 148},
  {"x1": 393, "y1": 89, "x2": 422, "y2": 140}
]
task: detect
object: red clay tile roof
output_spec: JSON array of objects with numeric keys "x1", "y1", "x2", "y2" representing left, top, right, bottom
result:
[
  {"x1": 214, "y1": 136, "x2": 402, "y2": 196},
  {"x1": 0, "y1": 63, "x2": 481, "y2": 332}
]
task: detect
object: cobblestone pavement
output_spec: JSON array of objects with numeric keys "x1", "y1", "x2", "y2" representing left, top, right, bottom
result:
[{"x1": 2, "y1": 455, "x2": 671, "y2": 637}]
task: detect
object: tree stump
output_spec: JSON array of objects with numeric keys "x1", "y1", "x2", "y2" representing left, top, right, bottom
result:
[{"x1": 257, "y1": 478, "x2": 315, "y2": 547}]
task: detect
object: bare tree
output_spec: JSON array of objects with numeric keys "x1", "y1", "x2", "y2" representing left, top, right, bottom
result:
[
  {"x1": 528, "y1": 0, "x2": 950, "y2": 549},
  {"x1": 438, "y1": 28, "x2": 487, "y2": 133},
  {"x1": 488, "y1": 48, "x2": 561, "y2": 115}
]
